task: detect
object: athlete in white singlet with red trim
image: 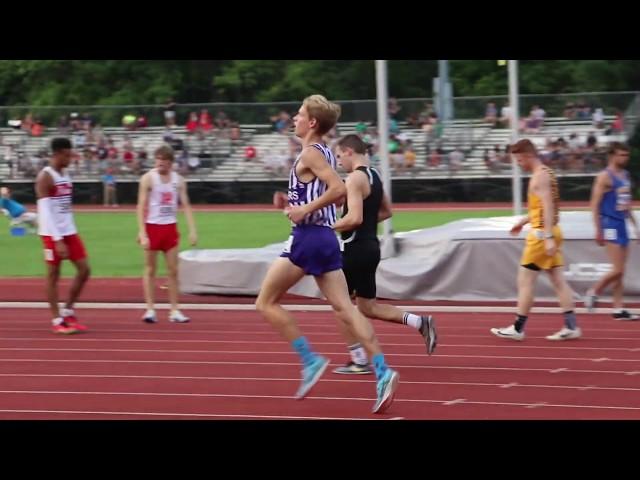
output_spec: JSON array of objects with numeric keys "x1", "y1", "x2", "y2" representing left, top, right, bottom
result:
[
  {"x1": 137, "y1": 145, "x2": 197, "y2": 323},
  {"x1": 35, "y1": 137, "x2": 90, "y2": 334}
]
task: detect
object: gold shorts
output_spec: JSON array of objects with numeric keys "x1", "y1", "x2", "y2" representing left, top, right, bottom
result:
[{"x1": 520, "y1": 225, "x2": 563, "y2": 270}]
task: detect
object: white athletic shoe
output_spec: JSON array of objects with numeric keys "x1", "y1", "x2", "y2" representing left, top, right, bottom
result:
[
  {"x1": 490, "y1": 325, "x2": 525, "y2": 341},
  {"x1": 546, "y1": 327, "x2": 582, "y2": 341},
  {"x1": 142, "y1": 309, "x2": 157, "y2": 324},
  {"x1": 169, "y1": 310, "x2": 190, "y2": 323}
]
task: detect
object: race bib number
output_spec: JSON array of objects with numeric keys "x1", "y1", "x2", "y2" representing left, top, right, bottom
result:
[
  {"x1": 283, "y1": 235, "x2": 293, "y2": 254},
  {"x1": 159, "y1": 205, "x2": 176, "y2": 216},
  {"x1": 44, "y1": 249, "x2": 54, "y2": 262},
  {"x1": 159, "y1": 191, "x2": 176, "y2": 217},
  {"x1": 616, "y1": 185, "x2": 632, "y2": 211},
  {"x1": 57, "y1": 197, "x2": 72, "y2": 214},
  {"x1": 604, "y1": 228, "x2": 618, "y2": 241}
]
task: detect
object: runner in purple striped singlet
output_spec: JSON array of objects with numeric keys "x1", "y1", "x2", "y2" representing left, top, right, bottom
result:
[{"x1": 256, "y1": 95, "x2": 399, "y2": 414}]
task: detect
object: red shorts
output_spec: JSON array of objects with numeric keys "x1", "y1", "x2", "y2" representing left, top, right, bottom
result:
[
  {"x1": 145, "y1": 223, "x2": 179, "y2": 252},
  {"x1": 41, "y1": 234, "x2": 88, "y2": 265}
]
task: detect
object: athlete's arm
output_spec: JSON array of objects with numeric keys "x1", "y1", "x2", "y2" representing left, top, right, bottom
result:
[
  {"x1": 590, "y1": 171, "x2": 609, "y2": 246},
  {"x1": 136, "y1": 172, "x2": 151, "y2": 249},
  {"x1": 35, "y1": 169, "x2": 67, "y2": 258},
  {"x1": 332, "y1": 172, "x2": 366, "y2": 232},
  {"x1": 378, "y1": 192, "x2": 392, "y2": 223},
  {"x1": 179, "y1": 176, "x2": 197, "y2": 246},
  {"x1": 286, "y1": 147, "x2": 346, "y2": 224}
]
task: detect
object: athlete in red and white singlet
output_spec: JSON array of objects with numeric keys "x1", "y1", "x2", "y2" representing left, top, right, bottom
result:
[
  {"x1": 35, "y1": 137, "x2": 90, "y2": 334},
  {"x1": 137, "y1": 145, "x2": 197, "y2": 324}
]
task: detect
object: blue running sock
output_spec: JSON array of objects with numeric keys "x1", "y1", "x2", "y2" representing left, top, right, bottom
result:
[
  {"x1": 372, "y1": 353, "x2": 389, "y2": 380},
  {"x1": 292, "y1": 336, "x2": 317, "y2": 368}
]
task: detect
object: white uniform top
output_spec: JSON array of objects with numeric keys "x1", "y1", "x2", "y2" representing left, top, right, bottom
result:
[
  {"x1": 37, "y1": 166, "x2": 77, "y2": 237},
  {"x1": 146, "y1": 169, "x2": 180, "y2": 225}
]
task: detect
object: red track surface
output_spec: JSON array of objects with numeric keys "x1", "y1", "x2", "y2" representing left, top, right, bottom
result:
[{"x1": 1, "y1": 295, "x2": 639, "y2": 419}]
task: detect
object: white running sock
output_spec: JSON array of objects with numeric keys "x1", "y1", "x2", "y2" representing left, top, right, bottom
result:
[{"x1": 402, "y1": 312, "x2": 423, "y2": 330}]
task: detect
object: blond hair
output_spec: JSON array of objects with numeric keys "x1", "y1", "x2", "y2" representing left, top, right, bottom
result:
[{"x1": 303, "y1": 94, "x2": 341, "y2": 136}]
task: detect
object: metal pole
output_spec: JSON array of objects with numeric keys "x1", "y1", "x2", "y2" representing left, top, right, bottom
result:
[
  {"x1": 375, "y1": 60, "x2": 395, "y2": 258},
  {"x1": 508, "y1": 60, "x2": 522, "y2": 216}
]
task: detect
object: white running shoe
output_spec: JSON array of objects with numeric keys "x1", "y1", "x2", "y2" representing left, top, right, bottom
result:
[
  {"x1": 546, "y1": 327, "x2": 582, "y2": 341},
  {"x1": 142, "y1": 309, "x2": 157, "y2": 324},
  {"x1": 169, "y1": 310, "x2": 191, "y2": 323},
  {"x1": 490, "y1": 325, "x2": 525, "y2": 341}
]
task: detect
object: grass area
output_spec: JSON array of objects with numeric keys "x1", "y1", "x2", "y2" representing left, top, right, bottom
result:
[{"x1": 2, "y1": 209, "x2": 510, "y2": 277}]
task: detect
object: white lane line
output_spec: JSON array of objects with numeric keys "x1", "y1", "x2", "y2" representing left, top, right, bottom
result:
[
  {"x1": 0, "y1": 347, "x2": 636, "y2": 363},
  {"x1": 0, "y1": 302, "x2": 620, "y2": 315},
  {"x1": 1, "y1": 374, "x2": 640, "y2": 393},
  {"x1": 0, "y1": 409, "x2": 376, "y2": 420}
]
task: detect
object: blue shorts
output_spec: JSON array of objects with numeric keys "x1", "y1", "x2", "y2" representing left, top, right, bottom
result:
[
  {"x1": 280, "y1": 224, "x2": 342, "y2": 276},
  {"x1": 602, "y1": 216, "x2": 629, "y2": 247}
]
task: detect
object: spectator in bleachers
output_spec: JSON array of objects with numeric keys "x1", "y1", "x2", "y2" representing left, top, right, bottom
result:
[
  {"x1": 499, "y1": 102, "x2": 511, "y2": 128},
  {"x1": 198, "y1": 109, "x2": 214, "y2": 134},
  {"x1": 484, "y1": 148, "x2": 500, "y2": 173},
  {"x1": 83, "y1": 148, "x2": 94, "y2": 175},
  {"x1": 568, "y1": 133, "x2": 582, "y2": 152},
  {"x1": 355, "y1": 121, "x2": 368, "y2": 136},
  {"x1": 164, "y1": 98, "x2": 177, "y2": 128},
  {"x1": 136, "y1": 115, "x2": 148, "y2": 129},
  {"x1": 531, "y1": 105, "x2": 546, "y2": 128},
  {"x1": 70, "y1": 150, "x2": 81, "y2": 174},
  {"x1": 586, "y1": 131, "x2": 598, "y2": 150},
  {"x1": 576, "y1": 101, "x2": 591, "y2": 120},
  {"x1": 418, "y1": 103, "x2": 434, "y2": 127},
  {"x1": 57, "y1": 114, "x2": 70, "y2": 134},
  {"x1": 592, "y1": 107, "x2": 605, "y2": 129},
  {"x1": 564, "y1": 102, "x2": 576, "y2": 119},
  {"x1": 390, "y1": 147, "x2": 404, "y2": 171},
  {"x1": 403, "y1": 141, "x2": 417, "y2": 170},
  {"x1": 274, "y1": 111, "x2": 292, "y2": 133},
  {"x1": 484, "y1": 102, "x2": 498, "y2": 126},
  {"x1": 21, "y1": 113, "x2": 34, "y2": 133},
  {"x1": 70, "y1": 112, "x2": 82, "y2": 131},
  {"x1": 428, "y1": 147, "x2": 442, "y2": 168},
  {"x1": 102, "y1": 168, "x2": 118, "y2": 207},
  {"x1": 72, "y1": 128, "x2": 86, "y2": 150},
  {"x1": 610, "y1": 110, "x2": 624, "y2": 134},
  {"x1": 244, "y1": 145, "x2": 257, "y2": 162},
  {"x1": 122, "y1": 145, "x2": 140, "y2": 174},
  {"x1": 122, "y1": 113, "x2": 137, "y2": 130},
  {"x1": 90, "y1": 124, "x2": 106, "y2": 146},
  {"x1": 215, "y1": 110, "x2": 229, "y2": 129},
  {"x1": 388, "y1": 97, "x2": 401, "y2": 119},
  {"x1": 229, "y1": 122, "x2": 241, "y2": 141},
  {"x1": 389, "y1": 117, "x2": 400, "y2": 135},
  {"x1": 138, "y1": 150, "x2": 149, "y2": 172},
  {"x1": 448, "y1": 148, "x2": 464, "y2": 173},
  {"x1": 186, "y1": 112, "x2": 199, "y2": 134},
  {"x1": 30, "y1": 119, "x2": 45, "y2": 137},
  {"x1": 82, "y1": 112, "x2": 96, "y2": 131}
]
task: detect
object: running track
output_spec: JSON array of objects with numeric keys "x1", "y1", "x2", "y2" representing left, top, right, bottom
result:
[
  {"x1": 2, "y1": 201, "x2": 639, "y2": 420},
  {"x1": 1, "y1": 294, "x2": 638, "y2": 420}
]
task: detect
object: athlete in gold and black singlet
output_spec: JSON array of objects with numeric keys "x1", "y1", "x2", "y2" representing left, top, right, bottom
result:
[{"x1": 491, "y1": 139, "x2": 581, "y2": 342}]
